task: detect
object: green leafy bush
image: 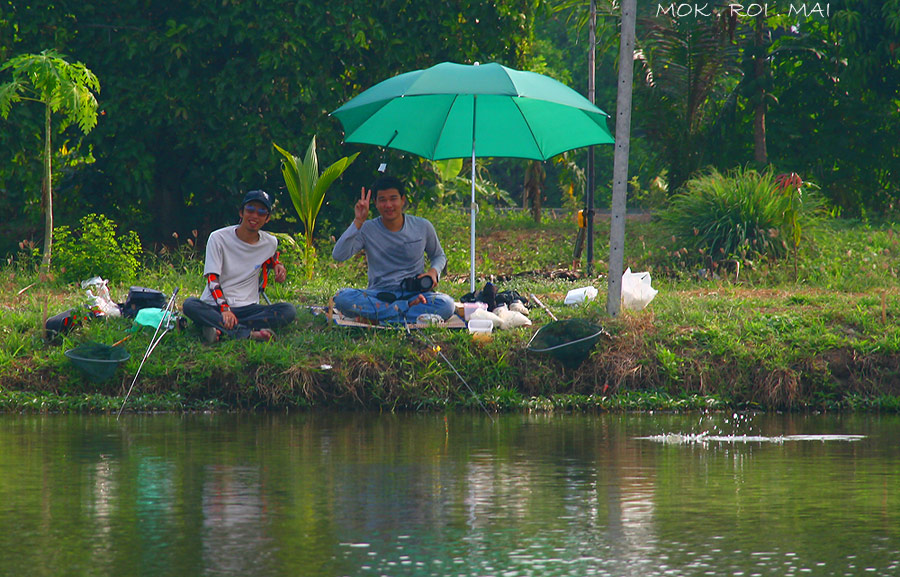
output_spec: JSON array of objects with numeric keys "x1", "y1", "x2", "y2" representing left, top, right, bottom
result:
[
  {"x1": 659, "y1": 167, "x2": 821, "y2": 268},
  {"x1": 54, "y1": 213, "x2": 142, "y2": 284}
]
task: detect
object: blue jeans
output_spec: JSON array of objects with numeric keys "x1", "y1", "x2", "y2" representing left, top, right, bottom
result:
[{"x1": 333, "y1": 289, "x2": 455, "y2": 324}]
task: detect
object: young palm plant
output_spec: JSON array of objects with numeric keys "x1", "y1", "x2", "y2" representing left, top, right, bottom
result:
[{"x1": 274, "y1": 137, "x2": 358, "y2": 279}]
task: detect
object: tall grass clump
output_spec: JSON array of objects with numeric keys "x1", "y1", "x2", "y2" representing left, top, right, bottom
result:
[{"x1": 659, "y1": 167, "x2": 822, "y2": 272}]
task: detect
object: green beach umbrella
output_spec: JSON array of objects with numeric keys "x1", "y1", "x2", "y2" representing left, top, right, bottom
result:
[{"x1": 332, "y1": 61, "x2": 614, "y2": 292}]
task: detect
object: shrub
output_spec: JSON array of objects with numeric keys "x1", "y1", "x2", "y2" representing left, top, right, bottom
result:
[
  {"x1": 54, "y1": 213, "x2": 142, "y2": 284},
  {"x1": 659, "y1": 167, "x2": 821, "y2": 268}
]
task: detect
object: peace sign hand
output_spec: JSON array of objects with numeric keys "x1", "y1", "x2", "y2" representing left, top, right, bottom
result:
[{"x1": 353, "y1": 187, "x2": 371, "y2": 229}]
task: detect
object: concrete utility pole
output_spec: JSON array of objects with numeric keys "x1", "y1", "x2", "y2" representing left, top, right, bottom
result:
[{"x1": 606, "y1": 0, "x2": 636, "y2": 316}]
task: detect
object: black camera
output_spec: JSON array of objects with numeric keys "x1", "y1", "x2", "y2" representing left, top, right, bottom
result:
[{"x1": 400, "y1": 275, "x2": 434, "y2": 294}]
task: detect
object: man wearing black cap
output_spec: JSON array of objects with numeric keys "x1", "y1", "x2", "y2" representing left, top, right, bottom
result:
[{"x1": 182, "y1": 190, "x2": 296, "y2": 342}]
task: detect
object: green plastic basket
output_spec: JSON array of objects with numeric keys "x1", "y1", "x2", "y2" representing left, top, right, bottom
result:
[
  {"x1": 65, "y1": 342, "x2": 130, "y2": 381},
  {"x1": 526, "y1": 319, "x2": 606, "y2": 369}
]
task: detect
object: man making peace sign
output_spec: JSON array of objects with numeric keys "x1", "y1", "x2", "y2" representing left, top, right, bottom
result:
[{"x1": 331, "y1": 175, "x2": 455, "y2": 324}]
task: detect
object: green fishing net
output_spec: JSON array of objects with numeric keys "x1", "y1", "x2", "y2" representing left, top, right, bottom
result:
[
  {"x1": 526, "y1": 319, "x2": 606, "y2": 369},
  {"x1": 65, "y1": 341, "x2": 130, "y2": 381}
]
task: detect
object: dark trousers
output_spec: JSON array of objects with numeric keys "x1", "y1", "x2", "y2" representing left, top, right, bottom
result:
[{"x1": 182, "y1": 297, "x2": 296, "y2": 339}]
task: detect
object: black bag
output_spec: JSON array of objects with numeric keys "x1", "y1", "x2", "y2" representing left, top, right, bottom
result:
[
  {"x1": 45, "y1": 308, "x2": 80, "y2": 340},
  {"x1": 120, "y1": 287, "x2": 167, "y2": 318}
]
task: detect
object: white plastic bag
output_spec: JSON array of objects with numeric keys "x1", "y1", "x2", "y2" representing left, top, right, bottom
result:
[
  {"x1": 564, "y1": 286, "x2": 598, "y2": 305},
  {"x1": 494, "y1": 305, "x2": 532, "y2": 329},
  {"x1": 469, "y1": 308, "x2": 504, "y2": 329},
  {"x1": 81, "y1": 276, "x2": 122, "y2": 317},
  {"x1": 621, "y1": 267, "x2": 658, "y2": 311}
]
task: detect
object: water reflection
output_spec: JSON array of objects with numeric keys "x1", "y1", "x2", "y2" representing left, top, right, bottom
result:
[
  {"x1": 201, "y1": 465, "x2": 270, "y2": 575},
  {"x1": 0, "y1": 412, "x2": 898, "y2": 576}
]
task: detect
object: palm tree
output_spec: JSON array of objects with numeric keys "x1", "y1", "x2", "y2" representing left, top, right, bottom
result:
[
  {"x1": 0, "y1": 49, "x2": 100, "y2": 268},
  {"x1": 634, "y1": 14, "x2": 739, "y2": 192}
]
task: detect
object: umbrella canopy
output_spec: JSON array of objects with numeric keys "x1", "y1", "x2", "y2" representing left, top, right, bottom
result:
[
  {"x1": 333, "y1": 61, "x2": 613, "y2": 160},
  {"x1": 332, "y1": 61, "x2": 615, "y2": 291}
]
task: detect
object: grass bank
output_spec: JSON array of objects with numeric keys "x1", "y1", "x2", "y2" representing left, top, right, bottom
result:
[{"x1": 3, "y1": 208, "x2": 900, "y2": 413}]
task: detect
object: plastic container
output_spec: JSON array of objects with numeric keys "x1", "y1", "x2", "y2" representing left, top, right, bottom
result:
[
  {"x1": 462, "y1": 302, "x2": 488, "y2": 320},
  {"x1": 467, "y1": 318, "x2": 494, "y2": 335}
]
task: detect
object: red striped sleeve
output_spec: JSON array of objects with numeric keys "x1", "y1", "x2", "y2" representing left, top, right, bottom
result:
[{"x1": 206, "y1": 273, "x2": 230, "y2": 312}]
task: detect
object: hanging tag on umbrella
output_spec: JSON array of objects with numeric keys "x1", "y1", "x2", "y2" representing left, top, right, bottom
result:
[{"x1": 378, "y1": 131, "x2": 398, "y2": 173}]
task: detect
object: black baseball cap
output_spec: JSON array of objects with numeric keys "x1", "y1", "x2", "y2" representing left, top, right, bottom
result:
[{"x1": 242, "y1": 189, "x2": 273, "y2": 210}]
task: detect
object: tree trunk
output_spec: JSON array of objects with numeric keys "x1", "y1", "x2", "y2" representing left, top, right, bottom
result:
[
  {"x1": 753, "y1": 99, "x2": 767, "y2": 164},
  {"x1": 524, "y1": 160, "x2": 544, "y2": 223},
  {"x1": 41, "y1": 104, "x2": 53, "y2": 269},
  {"x1": 753, "y1": 15, "x2": 768, "y2": 165}
]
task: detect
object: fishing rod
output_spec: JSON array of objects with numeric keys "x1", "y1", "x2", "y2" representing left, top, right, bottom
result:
[
  {"x1": 117, "y1": 287, "x2": 180, "y2": 420},
  {"x1": 404, "y1": 321, "x2": 494, "y2": 421},
  {"x1": 529, "y1": 293, "x2": 557, "y2": 321}
]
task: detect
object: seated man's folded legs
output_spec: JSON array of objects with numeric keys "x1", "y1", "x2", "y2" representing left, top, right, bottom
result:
[
  {"x1": 334, "y1": 288, "x2": 408, "y2": 323},
  {"x1": 334, "y1": 288, "x2": 455, "y2": 324},
  {"x1": 230, "y1": 302, "x2": 297, "y2": 329},
  {"x1": 406, "y1": 292, "x2": 455, "y2": 322},
  {"x1": 182, "y1": 297, "x2": 251, "y2": 340}
]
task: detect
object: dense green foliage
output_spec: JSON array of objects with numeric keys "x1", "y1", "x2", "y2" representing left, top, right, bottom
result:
[
  {"x1": 634, "y1": 10, "x2": 740, "y2": 192},
  {"x1": 0, "y1": 0, "x2": 538, "y2": 256},
  {"x1": 629, "y1": 2, "x2": 900, "y2": 211}
]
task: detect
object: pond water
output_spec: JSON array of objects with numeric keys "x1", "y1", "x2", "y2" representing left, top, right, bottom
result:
[{"x1": 1, "y1": 412, "x2": 898, "y2": 577}]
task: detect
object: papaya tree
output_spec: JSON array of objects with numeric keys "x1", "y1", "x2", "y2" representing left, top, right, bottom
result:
[{"x1": 0, "y1": 49, "x2": 100, "y2": 268}]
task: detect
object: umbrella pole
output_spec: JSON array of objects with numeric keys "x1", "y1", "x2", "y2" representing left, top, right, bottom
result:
[{"x1": 470, "y1": 96, "x2": 478, "y2": 294}]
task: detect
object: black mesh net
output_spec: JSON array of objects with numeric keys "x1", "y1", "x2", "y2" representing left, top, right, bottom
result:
[
  {"x1": 526, "y1": 319, "x2": 605, "y2": 369},
  {"x1": 65, "y1": 342, "x2": 130, "y2": 381}
]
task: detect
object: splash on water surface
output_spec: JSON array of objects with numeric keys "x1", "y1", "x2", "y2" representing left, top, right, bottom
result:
[{"x1": 637, "y1": 433, "x2": 866, "y2": 444}]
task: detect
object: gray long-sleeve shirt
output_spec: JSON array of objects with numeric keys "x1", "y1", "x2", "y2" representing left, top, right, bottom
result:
[{"x1": 332, "y1": 214, "x2": 448, "y2": 291}]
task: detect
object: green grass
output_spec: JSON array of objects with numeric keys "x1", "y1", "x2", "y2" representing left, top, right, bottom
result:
[{"x1": 4, "y1": 210, "x2": 900, "y2": 413}]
